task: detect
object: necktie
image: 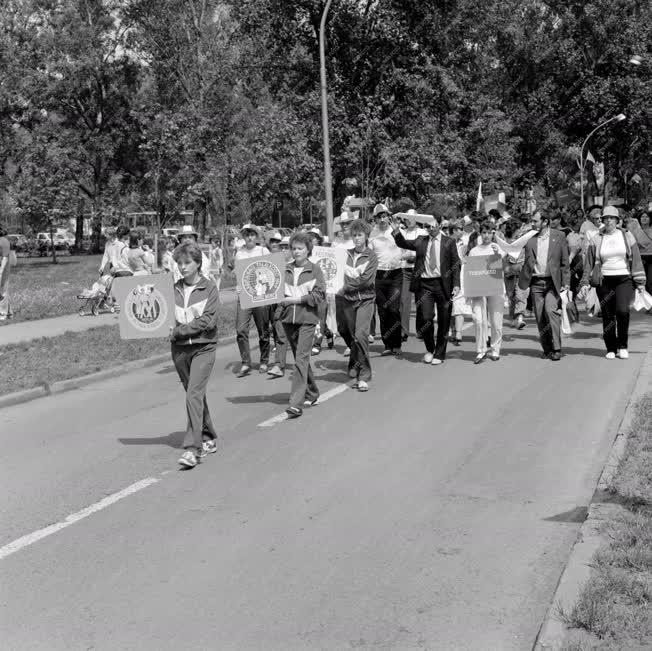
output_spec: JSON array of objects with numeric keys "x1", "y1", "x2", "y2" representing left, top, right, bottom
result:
[{"x1": 429, "y1": 237, "x2": 438, "y2": 273}]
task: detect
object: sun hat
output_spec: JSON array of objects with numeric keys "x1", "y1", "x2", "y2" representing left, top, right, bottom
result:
[
  {"x1": 373, "y1": 203, "x2": 390, "y2": 217},
  {"x1": 280, "y1": 235, "x2": 290, "y2": 244},
  {"x1": 179, "y1": 224, "x2": 199, "y2": 238},
  {"x1": 309, "y1": 227, "x2": 323, "y2": 236},
  {"x1": 268, "y1": 231, "x2": 282, "y2": 242},
  {"x1": 338, "y1": 212, "x2": 353, "y2": 224},
  {"x1": 602, "y1": 206, "x2": 619, "y2": 219},
  {"x1": 241, "y1": 223, "x2": 260, "y2": 234}
]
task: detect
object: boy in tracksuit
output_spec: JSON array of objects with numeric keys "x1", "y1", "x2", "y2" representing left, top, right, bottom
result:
[
  {"x1": 277, "y1": 232, "x2": 326, "y2": 419},
  {"x1": 339, "y1": 220, "x2": 378, "y2": 391},
  {"x1": 170, "y1": 242, "x2": 220, "y2": 469}
]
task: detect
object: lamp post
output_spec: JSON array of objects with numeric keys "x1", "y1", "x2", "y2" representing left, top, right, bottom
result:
[
  {"x1": 319, "y1": 0, "x2": 335, "y2": 241},
  {"x1": 579, "y1": 114, "x2": 626, "y2": 212}
]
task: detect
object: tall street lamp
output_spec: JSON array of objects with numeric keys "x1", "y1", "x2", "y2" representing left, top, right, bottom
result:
[
  {"x1": 319, "y1": 0, "x2": 335, "y2": 241},
  {"x1": 579, "y1": 113, "x2": 626, "y2": 212}
]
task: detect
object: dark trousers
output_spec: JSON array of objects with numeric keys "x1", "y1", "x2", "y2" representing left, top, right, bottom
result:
[
  {"x1": 340, "y1": 298, "x2": 375, "y2": 381},
  {"x1": 375, "y1": 269, "x2": 403, "y2": 350},
  {"x1": 171, "y1": 343, "x2": 217, "y2": 453},
  {"x1": 642, "y1": 255, "x2": 652, "y2": 295},
  {"x1": 400, "y1": 268, "x2": 423, "y2": 336},
  {"x1": 530, "y1": 278, "x2": 561, "y2": 353},
  {"x1": 597, "y1": 275, "x2": 634, "y2": 353},
  {"x1": 270, "y1": 307, "x2": 288, "y2": 370},
  {"x1": 283, "y1": 322, "x2": 319, "y2": 409},
  {"x1": 236, "y1": 303, "x2": 271, "y2": 366},
  {"x1": 417, "y1": 277, "x2": 451, "y2": 360}
]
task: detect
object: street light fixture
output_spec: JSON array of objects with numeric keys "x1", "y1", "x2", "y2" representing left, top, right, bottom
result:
[
  {"x1": 579, "y1": 114, "x2": 626, "y2": 212},
  {"x1": 319, "y1": 0, "x2": 335, "y2": 241}
]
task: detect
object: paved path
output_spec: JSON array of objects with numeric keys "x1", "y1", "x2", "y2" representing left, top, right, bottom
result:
[
  {"x1": 1, "y1": 314, "x2": 650, "y2": 650},
  {"x1": 0, "y1": 288, "x2": 237, "y2": 346}
]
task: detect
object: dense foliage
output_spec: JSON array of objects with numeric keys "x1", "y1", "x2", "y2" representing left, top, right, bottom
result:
[{"x1": 0, "y1": 0, "x2": 649, "y2": 240}]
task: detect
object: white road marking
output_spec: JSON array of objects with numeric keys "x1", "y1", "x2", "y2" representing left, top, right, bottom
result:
[
  {"x1": 0, "y1": 477, "x2": 160, "y2": 561},
  {"x1": 258, "y1": 382, "x2": 351, "y2": 428}
]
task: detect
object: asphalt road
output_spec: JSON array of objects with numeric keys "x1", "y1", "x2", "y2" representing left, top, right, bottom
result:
[{"x1": 1, "y1": 312, "x2": 650, "y2": 650}]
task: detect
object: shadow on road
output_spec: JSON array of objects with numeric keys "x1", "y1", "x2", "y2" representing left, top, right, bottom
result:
[
  {"x1": 118, "y1": 431, "x2": 185, "y2": 449},
  {"x1": 543, "y1": 506, "x2": 589, "y2": 523},
  {"x1": 226, "y1": 393, "x2": 288, "y2": 406}
]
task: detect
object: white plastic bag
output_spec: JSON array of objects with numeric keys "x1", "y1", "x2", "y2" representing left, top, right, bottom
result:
[
  {"x1": 560, "y1": 290, "x2": 573, "y2": 336},
  {"x1": 632, "y1": 289, "x2": 652, "y2": 312},
  {"x1": 584, "y1": 287, "x2": 600, "y2": 316}
]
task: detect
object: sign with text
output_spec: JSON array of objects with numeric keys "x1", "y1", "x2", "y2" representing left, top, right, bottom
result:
[
  {"x1": 235, "y1": 252, "x2": 286, "y2": 308},
  {"x1": 463, "y1": 254, "x2": 504, "y2": 297},
  {"x1": 310, "y1": 246, "x2": 346, "y2": 294},
  {"x1": 113, "y1": 274, "x2": 176, "y2": 339}
]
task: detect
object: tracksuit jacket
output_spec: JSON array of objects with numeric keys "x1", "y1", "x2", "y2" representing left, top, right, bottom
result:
[
  {"x1": 341, "y1": 247, "x2": 378, "y2": 302},
  {"x1": 277, "y1": 260, "x2": 326, "y2": 325},
  {"x1": 171, "y1": 277, "x2": 219, "y2": 345}
]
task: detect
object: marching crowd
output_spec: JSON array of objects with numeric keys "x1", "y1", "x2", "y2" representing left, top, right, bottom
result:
[{"x1": 166, "y1": 201, "x2": 652, "y2": 469}]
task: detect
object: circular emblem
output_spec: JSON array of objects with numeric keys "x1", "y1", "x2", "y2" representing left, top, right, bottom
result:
[
  {"x1": 125, "y1": 283, "x2": 168, "y2": 332},
  {"x1": 316, "y1": 257, "x2": 337, "y2": 285},
  {"x1": 242, "y1": 260, "x2": 282, "y2": 303}
]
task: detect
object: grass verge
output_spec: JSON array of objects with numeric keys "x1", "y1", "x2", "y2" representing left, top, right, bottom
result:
[
  {"x1": 6, "y1": 256, "x2": 236, "y2": 323},
  {"x1": 559, "y1": 394, "x2": 652, "y2": 650},
  {"x1": 0, "y1": 303, "x2": 237, "y2": 396}
]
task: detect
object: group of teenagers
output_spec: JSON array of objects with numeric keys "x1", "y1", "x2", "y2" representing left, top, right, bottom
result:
[{"x1": 167, "y1": 202, "x2": 650, "y2": 468}]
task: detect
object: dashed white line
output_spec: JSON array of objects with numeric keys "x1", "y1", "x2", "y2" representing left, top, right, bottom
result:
[
  {"x1": 258, "y1": 382, "x2": 351, "y2": 428},
  {"x1": 0, "y1": 477, "x2": 160, "y2": 561}
]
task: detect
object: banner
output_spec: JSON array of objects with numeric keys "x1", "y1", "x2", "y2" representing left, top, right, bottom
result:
[
  {"x1": 463, "y1": 254, "x2": 504, "y2": 297},
  {"x1": 113, "y1": 274, "x2": 176, "y2": 339},
  {"x1": 235, "y1": 252, "x2": 286, "y2": 308},
  {"x1": 310, "y1": 245, "x2": 346, "y2": 294}
]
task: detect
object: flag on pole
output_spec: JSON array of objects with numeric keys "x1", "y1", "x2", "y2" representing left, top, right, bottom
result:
[
  {"x1": 476, "y1": 182, "x2": 483, "y2": 212},
  {"x1": 585, "y1": 151, "x2": 596, "y2": 165}
]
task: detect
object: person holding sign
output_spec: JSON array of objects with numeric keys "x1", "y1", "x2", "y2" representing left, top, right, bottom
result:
[
  {"x1": 339, "y1": 220, "x2": 378, "y2": 392},
  {"x1": 392, "y1": 214, "x2": 460, "y2": 365},
  {"x1": 278, "y1": 233, "x2": 326, "y2": 419},
  {"x1": 466, "y1": 222, "x2": 506, "y2": 363},
  {"x1": 169, "y1": 243, "x2": 220, "y2": 469},
  {"x1": 234, "y1": 224, "x2": 272, "y2": 377},
  {"x1": 518, "y1": 211, "x2": 570, "y2": 361}
]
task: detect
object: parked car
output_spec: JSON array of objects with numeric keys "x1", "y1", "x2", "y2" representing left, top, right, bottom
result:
[
  {"x1": 53, "y1": 233, "x2": 71, "y2": 252},
  {"x1": 36, "y1": 232, "x2": 52, "y2": 255}
]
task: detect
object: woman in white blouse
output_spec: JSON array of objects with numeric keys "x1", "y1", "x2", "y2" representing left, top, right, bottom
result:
[{"x1": 467, "y1": 222, "x2": 505, "y2": 364}]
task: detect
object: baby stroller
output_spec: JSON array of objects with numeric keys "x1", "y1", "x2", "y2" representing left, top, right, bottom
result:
[{"x1": 77, "y1": 274, "x2": 119, "y2": 316}]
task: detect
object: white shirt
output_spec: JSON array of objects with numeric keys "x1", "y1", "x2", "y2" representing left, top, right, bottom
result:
[
  {"x1": 332, "y1": 238, "x2": 354, "y2": 250},
  {"x1": 468, "y1": 243, "x2": 505, "y2": 258},
  {"x1": 400, "y1": 227, "x2": 428, "y2": 268},
  {"x1": 109, "y1": 240, "x2": 131, "y2": 273},
  {"x1": 534, "y1": 232, "x2": 550, "y2": 277},
  {"x1": 235, "y1": 245, "x2": 269, "y2": 260},
  {"x1": 422, "y1": 234, "x2": 442, "y2": 279},
  {"x1": 370, "y1": 227, "x2": 402, "y2": 271},
  {"x1": 600, "y1": 231, "x2": 629, "y2": 276}
]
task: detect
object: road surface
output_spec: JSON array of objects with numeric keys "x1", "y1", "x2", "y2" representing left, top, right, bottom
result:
[{"x1": 1, "y1": 313, "x2": 649, "y2": 650}]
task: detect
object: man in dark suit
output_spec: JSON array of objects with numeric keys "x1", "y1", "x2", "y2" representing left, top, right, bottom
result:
[
  {"x1": 392, "y1": 215, "x2": 460, "y2": 365},
  {"x1": 518, "y1": 211, "x2": 570, "y2": 361}
]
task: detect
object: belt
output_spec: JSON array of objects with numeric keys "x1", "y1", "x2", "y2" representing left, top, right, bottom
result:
[{"x1": 376, "y1": 268, "x2": 401, "y2": 275}]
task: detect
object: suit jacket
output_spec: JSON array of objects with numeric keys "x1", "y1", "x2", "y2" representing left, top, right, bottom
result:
[
  {"x1": 518, "y1": 228, "x2": 570, "y2": 294},
  {"x1": 393, "y1": 230, "x2": 461, "y2": 299}
]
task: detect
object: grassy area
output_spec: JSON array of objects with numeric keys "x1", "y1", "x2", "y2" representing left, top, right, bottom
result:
[
  {"x1": 6, "y1": 255, "x2": 236, "y2": 323},
  {"x1": 560, "y1": 394, "x2": 652, "y2": 650},
  {"x1": 0, "y1": 303, "x2": 237, "y2": 396}
]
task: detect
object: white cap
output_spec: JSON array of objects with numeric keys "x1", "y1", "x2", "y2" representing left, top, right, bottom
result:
[
  {"x1": 179, "y1": 224, "x2": 198, "y2": 237},
  {"x1": 602, "y1": 206, "x2": 619, "y2": 218},
  {"x1": 373, "y1": 203, "x2": 390, "y2": 217},
  {"x1": 241, "y1": 223, "x2": 259, "y2": 234},
  {"x1": 268, "y1": 231, "x2": 282, "y2": 241}
]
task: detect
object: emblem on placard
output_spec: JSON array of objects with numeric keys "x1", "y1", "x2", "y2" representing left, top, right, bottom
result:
[
  {"x1": 315, "y1": 256, "x2": 337, "y2": 285},
  {"x1": 124, "y1": 284, "x2": 168, "y2": 332},
  {"x1": 242, "y1": 260, "x2": 282, "y2": 303}
]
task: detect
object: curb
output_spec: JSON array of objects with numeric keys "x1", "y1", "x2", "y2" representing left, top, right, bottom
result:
[
  {"x1": 0, "y1": 334, "x2": 238, "y2": 411},
  {"x1": 533, "y1": 348, "x2": 652, "y2": 650}
]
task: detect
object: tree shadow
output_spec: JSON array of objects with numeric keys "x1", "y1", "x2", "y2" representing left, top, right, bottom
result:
[
  {"x1": 544, "y1": 506, "x2": 588, "y2": 523},
  {"x1": 118, "y1": 431, "x2": 185, "y2": 449}
]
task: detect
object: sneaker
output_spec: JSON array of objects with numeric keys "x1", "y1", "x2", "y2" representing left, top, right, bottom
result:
[
  {"x1": 303, "y1": 397, "x2": 319, "y2": 408},
  {"x1": 267, "y1": 365, "x2": 284, "y2": 378},
  {"x1": 474, "y1": 353, "x2": 486, "y2": 365},
  {"x1": 516, "y1": 315, "x2": 526, "y2": 330},
  {"x1": 617, "y1": 349, "x2": 629, "y2": 359},
  {"x1": 285, "y1": 407, "x2": 303, "y2": 419},
  {"x1": 199, "y1": 439, "x2": 218, "y2": 457},
  {"x1": 357, "y1": 380, "x2": 369, "y2": 392},
  {"x1": 393, "y1": 348, "x2": 402, "y2": 359},
  {"x1": 423, "y1": 352, "x2": 434, "y2": 364},
  {"x1": 381, "y1": 348, "x2": 394, "y2": 357},
  {"x1": 490, "y1": 353, "x2": 500, "y2": 362},
  {"x1": 178, "y1": 450, "x2": 198, "y2": 468},
  {"x1": 605, "y1": 352, "x2": 616, "y2": 360},
  {"x1": 368, "y1": 334, "x2": 375, "y2": 344},
  {"x1": 259, "y1": 364, "x2": 268, "y2": 374},
  {"x1": 311, "y1": 346, "x2": 321, "y2": 356},
  {"x1": 236, "y1": 364, "x2": 251, "y2": 378},
  {"x1": 431, "y1": 358, "x2": 443, "y2": 366}
]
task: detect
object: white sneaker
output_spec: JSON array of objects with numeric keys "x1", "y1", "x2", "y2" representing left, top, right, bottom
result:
[
  {"x1": 368, "y1": 335, "x2": 375, "y2": 343},
  {"x1": 605, "y1": 352, "x2": 616, "y2": 360},
  {"x1": 343, "y1": 347, "x2": 351, "y2": 356},
  {"x1": 617, "y1": 349, "x2": 629, "y2": 359},
  {"x1": 423, "y1": 353, "x2": 434, "y2": 364},
  {"x1": 178, "y1": 450, "x2": 198, "y2": 468},
  {"x1": 431, "y1": 358, "x2": 443, "y2": 365},
  {"x1": 357, "y1": 380, "x2": 369, "y2": 392}
]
